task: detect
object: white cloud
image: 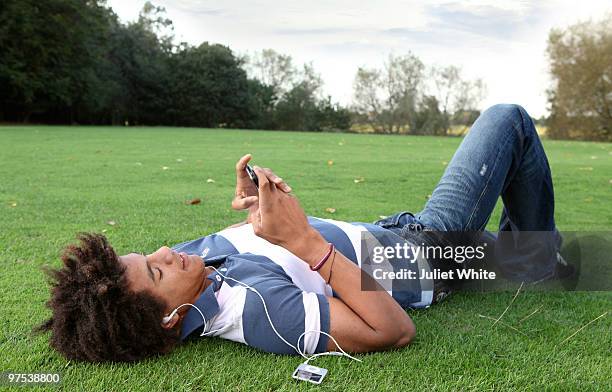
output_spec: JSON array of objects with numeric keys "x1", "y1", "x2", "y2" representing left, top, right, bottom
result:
[{"x1": 108, "y1": 0, "x2": 612, "y2": 117}]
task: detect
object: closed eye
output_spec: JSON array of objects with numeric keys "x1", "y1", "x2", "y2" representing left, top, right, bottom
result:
[{"x1": 136, "y1": 252, "x2": 161, "y2": 283}]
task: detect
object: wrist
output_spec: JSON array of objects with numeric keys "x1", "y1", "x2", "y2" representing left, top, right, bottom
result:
[{"x1": 285, "y1": 229, "x2": 328, "y2": 266}]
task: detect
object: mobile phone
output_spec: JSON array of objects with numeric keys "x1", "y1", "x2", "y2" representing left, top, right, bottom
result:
[{"x1": 245, "y1": 164, "x2": 259, "y2": 189}]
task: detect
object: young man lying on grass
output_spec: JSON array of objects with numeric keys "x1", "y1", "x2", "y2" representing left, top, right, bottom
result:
[{"x1": 39, "y1": 104, "x2": 576, "y2": 362}]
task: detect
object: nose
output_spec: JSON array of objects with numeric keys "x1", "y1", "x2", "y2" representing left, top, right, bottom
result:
[{"x1": 157, "y1": 246, "x2": 178, "y2": 265}]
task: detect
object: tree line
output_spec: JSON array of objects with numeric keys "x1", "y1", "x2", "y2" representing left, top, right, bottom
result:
[
  {"x1": 351, "y1": 54, "x2": 485, "y2": 135},
  {"x1": 1, "y1": 1, "x2": 608, "y2": 140},
  {"x1": 0, "y1": 0, "x2": 485, "y2": 134},
  {"x1": 0, "y1": 0, "x2": 351, "y2": 131}
]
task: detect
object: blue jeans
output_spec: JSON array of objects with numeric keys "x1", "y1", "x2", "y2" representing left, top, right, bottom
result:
[{"x1": 375, "y1": 104, "x2": 560, "y2": 282}]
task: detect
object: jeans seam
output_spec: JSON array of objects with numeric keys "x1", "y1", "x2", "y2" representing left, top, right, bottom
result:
[{"x1": 464, "y1": 122, "x2": 517, "y2": 230}]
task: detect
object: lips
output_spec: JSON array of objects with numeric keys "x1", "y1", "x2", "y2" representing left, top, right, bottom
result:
[{"x1": 178, "y1": 253, "x2": 190, "y2": 270}]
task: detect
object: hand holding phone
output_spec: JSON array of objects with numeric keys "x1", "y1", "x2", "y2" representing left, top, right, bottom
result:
[
  {"x1": 232, "y1": 155, "x2": 292, "y2": 213},
  {"x1": 246, "y1": 163, "x2": 291, "y2": 193}
]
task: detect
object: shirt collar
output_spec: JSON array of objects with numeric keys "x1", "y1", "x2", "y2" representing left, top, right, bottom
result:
[{"x1": 179, "y1": 268, "x2": 225, "y2": 340}]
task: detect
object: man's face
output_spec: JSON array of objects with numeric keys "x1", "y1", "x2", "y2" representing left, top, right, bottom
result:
[{"x1": 119, "y1": 247, "x2": 208, "y2": 316}]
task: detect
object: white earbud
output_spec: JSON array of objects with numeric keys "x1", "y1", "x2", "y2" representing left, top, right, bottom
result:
[
  {"x1": 162, "y1": 314, "x2": 174, "y2": 324},
  {"x1": 162, "y1": 304, "x2": 192, "y2": 325},
  {"x1": 162, "y1": 303, "x2": 227, "y2": 337}
]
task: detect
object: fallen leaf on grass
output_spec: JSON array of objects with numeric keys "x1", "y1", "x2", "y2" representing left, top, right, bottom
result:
[
  {"x1": 353, "y1": 177, "x2": 365, "y2": 183},
  {"x1": 102, "y1": 229, "x2": 107, "y2": 233},
  {"x1": 379, "y1": 215, "x2": 388, "y2": 219},
  {"x1": 162, "y1": 166, "x2": 169, "y2": 170},
  {"x1": 107, "y1": 220, "x2": 116, "y2": 226},
  {"x1": 327, "y1": 160, "x2": 334, "y2": 166},
  {"x1": 135, "y1": 162, "x2": 142, "y2": 166},
  {"x1": 185, "y1": 198, "x2": 201, "y2": 205},
  {"x1": 206, "y1": 178, "x2": 215, "y2": 183},
  {"x1": 176, "y1": 158, "x2": 183, "y2": 162},
  {"x1": 442, "y1": 161, "x2": 448, "y2": 166},
  {"x1": 10, "y1": 202, "x2": 17, "y2": 207},
  {"x1": 325, "y1": 208, "x2": 336, "y2": 213}
]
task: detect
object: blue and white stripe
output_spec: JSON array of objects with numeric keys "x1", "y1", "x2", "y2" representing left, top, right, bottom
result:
[{"x1": 173, "y1": 216, "x2": 433, "y2": 355}]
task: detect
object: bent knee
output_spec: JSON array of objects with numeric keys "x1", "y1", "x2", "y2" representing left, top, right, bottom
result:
[
  {"x1": 477, "y1": 103, "x2": 533, "y2": 139},
  {"x1": 484, "y1": 103, "x2": 528, "y2": 124},
  {"x1": 487, "y1": 103, "x2": 525, "y2": 117}
]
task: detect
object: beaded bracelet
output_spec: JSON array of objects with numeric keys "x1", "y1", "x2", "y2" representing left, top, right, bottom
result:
[{"x1": 310, "y1": 243, "x2": 335, "y2": 271}]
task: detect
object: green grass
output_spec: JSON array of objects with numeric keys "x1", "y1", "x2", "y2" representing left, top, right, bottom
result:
[{"x1": 0, "y1": 126, "x2": 610, "y2": 391}]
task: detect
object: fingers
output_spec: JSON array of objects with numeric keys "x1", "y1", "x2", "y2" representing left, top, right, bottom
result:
[
  {"x1": 235, "y1": 153, "x2": 252, "y2": 174},
  {"x1": 253, "y1": 166, "x2": 276, "y2": 213},
  {"x1": 253, "y1": 166, "x2": 274, "y2": 191},
  {"x1": 262, "y1": 167, "x2": 292, "y2": 193},
  {"x1": 232, "y1": 195, "x2": 258, "y2": 210},
  {"x1": 236, "y1": 155, "x2": 292, "y2": 192}
]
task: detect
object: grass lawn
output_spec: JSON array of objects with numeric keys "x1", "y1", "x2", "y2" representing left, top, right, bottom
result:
[{"x1": 1, "y1": 125, "x2": 610, "y2": 391}]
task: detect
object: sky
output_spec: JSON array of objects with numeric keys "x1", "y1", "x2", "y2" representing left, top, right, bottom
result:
[{"x1": 107, "y1": 0, "x2": 611, "y2": 117}]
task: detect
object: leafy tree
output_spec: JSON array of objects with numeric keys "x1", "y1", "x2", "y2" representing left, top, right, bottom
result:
[
  {"x1": 242, "y1": 79, "x2": 277, "y2": 130},
  {"x1": 0, "y1": 0, "x2": 113, "y2": 122},
  {"x1": 352, "y1": 67, "x2": 383, "y2": 131},
  {"x1": 169, "y1": 43, "x2": 252, "y2": 128},
  {"x1": 105, "y1": 3, "x2": 174, "y2": 125},
  {"x1": 546, "y1": 16, "x2": 612, "y2": 141},
  {"x1": 274, "y1": 82, "x2": 319, "y2": 131},
  {"x1": 411, "y1": 95, "x2": 447, "y2": 136},
  {"x1": 352, "y1": 53, "x2": 424, "y2": 133},
  {"x1": 428, "y1": 65, "x2": 485, "y2": 135},
  {"x1": 245, "y1": 49, "x2": 296, "y2": 101},
  {"x1": 246, "y1": 56, "x2": 351, "y2": 132},
  {"x1": 315, "y1": 97, "x2": 352, "y2": 132}
]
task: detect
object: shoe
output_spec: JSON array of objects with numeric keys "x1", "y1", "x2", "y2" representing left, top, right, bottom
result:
[
  {"x1": 554, "y1": 239, "x2": 581, "y2": 291},
  {"x1": 527, "y1": 239, "x2": 581, "y2": 291},
  {"x1": 432, "y1": 277, "x2": 453, "y2": 303}
]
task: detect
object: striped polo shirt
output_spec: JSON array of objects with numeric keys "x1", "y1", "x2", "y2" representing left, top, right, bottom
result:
[{"x1": 171, "y1": 217, "x2": 433, "y2": 355}]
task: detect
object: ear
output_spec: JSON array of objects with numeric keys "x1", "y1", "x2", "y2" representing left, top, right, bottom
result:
[{"x1": 161, "y1": 312, "x2": 180, "y2": 329}]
